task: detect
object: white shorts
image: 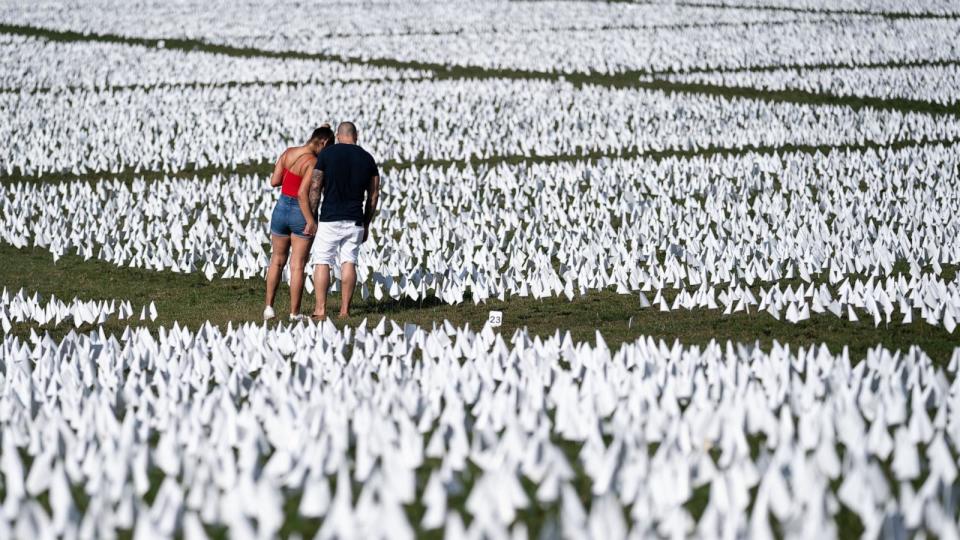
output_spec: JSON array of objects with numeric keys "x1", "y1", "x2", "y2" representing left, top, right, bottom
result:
[{"x1": 310, "y1": 220, "x2": 364, "y2": 266}]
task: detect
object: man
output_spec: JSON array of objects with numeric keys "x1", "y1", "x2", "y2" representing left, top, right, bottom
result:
[{"x1": 300, "y1": 121, "x2": 380, "y2": 320}]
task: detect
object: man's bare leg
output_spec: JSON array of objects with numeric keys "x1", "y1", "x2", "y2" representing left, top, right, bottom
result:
[
  {"x1": 312, "y1": 264, "x2": 331, "y2": 320},
  {"x1": 339, "y1": 262, "x2": 357, "y2": 318}
]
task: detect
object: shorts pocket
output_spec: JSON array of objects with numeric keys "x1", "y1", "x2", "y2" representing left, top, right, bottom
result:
[
  {"x1": 288, "y1": 208, "x2": 307, "y2": 235},
  {"x1": 270, "y1": 205, "x2": 288, "y2": 236}
]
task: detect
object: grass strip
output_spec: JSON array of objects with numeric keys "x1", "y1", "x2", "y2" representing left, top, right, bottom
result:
[{"x1": 1, "y1": 244, "x2": 957, "y2": 365}]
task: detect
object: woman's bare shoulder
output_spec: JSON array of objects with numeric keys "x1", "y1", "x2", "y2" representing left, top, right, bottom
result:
[
  {"x1": 299, "y1": 154, "x2": 319, "y2": 177},
  {"x1": 278, "y1": 146, "x2": 299, "y2": 165}
]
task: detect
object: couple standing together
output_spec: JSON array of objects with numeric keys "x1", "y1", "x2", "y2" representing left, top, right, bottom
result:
[{"x1": 263, "y1": 122, "x2": 380, "y2": 321}]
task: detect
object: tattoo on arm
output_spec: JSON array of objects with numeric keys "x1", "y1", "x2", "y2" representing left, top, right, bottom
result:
[{"x1": 308, "y1": 170, "x2": 323, "y2": 216}]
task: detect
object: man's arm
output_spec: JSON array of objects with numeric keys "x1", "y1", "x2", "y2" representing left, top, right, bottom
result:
[
  {"x1": 298, "y1": 164, "x2": 322, "y2": 236},
  {"x1": 362, "y1": 175, "x2": 380, "y2": 242}
]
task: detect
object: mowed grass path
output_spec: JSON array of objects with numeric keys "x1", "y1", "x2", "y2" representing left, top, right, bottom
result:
[{"x1": 2, "y1": 244, "x2": 957, "y2": 364}]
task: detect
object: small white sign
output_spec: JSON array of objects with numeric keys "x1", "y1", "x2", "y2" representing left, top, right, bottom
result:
[{"x1": 487, "y1": 310, "x2": 503, "y2": 327}]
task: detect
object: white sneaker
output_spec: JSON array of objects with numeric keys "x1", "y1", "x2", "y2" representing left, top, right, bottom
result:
[
  {"x1": 289, "y1": 314, "x2": 304, "y2": 322},
  {"x1": 263, "y1": 306, "x2": 276, "y2": 321}
]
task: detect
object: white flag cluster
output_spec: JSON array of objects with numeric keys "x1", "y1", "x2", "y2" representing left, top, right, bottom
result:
[
  {"x1": 0, "y1": 288, "x2": 157, "y2": 330},
  {"x1": 4, "y1": 77, "x2": 960, "y2": 178},
  {"x1": 0, "y1": 35, "x2": 431, "y2": 92},
  {"x1": 0, "y1": 1, "x2": 821, "y2": 45},
  {"x1": 2, "y1": 2, "x2": 958, "y2": 75},
  {"x1": 0, "y1": 319, "x2": 958, "y2": 538},
  {"x1": 295, "y1": 18, "x2": 960, "y2": 76},
  {"x1": 678, "y1": 0, "x2": 960, "y2": 16},
  {"x1": 654, "y1": 64, "x2": 960, "y2": 107},
  {"x1": 644, "y1": 272, "x2": 960, "y2": 331}
]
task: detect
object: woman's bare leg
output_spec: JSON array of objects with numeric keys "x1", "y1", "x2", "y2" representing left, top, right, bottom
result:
[
  {"x1": 289, "y1": 235, "x2": 312, "y2": 315},
  {"x1": 265, "y1": 235, "x2": 291, "y2": 308}
]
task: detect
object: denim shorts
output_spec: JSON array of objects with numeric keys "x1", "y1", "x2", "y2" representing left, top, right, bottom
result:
[{"x1": 270, "y1": 195, "x2": 310, "y2": 238}]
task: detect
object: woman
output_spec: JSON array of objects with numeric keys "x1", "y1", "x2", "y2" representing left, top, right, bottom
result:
[{"x1": 264, "y1": 125, "x2": 335, "y2": 321}]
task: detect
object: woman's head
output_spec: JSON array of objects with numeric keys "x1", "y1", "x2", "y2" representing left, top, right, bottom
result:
[{"x1": 309, "y1": 124, "x2": 335, "y2": 151}]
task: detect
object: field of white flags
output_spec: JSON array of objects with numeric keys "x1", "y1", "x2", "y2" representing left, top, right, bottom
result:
[
  {"x1": 2, "y1": 0, "x2": 960, "y2": 538},
  {"x1": 2, "y1": 320, "x2": 960, "y2": 538},
  {"x1": 11, "y1": 77, "x2": 960, "y2": 177}
]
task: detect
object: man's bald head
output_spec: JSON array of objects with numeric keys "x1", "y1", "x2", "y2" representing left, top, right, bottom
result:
[{"x1": 336, "y1": 122, "x2": 358, "y2": 143}]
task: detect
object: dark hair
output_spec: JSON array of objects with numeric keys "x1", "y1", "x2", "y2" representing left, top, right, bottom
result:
[{"x1": 309, "y1": 124, "x2": 335, "y2": 147}]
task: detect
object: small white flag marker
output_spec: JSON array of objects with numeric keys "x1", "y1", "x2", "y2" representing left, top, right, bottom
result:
[{"x1": 487, "y1": 311, "x2": 503, "y2": 328}]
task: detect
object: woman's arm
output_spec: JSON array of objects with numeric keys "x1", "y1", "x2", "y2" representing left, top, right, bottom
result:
[{"x1": 268, "y1": 151, "x2": 286, "y2": 188}]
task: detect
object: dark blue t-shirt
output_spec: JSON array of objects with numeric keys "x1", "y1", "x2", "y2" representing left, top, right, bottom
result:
[{"x1": 315, "y1": 143, "x2": 379, "y2": 223}]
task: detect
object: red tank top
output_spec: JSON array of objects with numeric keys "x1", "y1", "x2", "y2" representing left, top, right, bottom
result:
[
  {"x1": 279, "y1": 151, "x2": 312, "y2": 197},
  {"x1": 280, "y1": 168, "x2": 303, "y2": 197}
]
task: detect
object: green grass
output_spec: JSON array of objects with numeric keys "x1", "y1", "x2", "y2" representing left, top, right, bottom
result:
[{"x1": 2, "y1": 244, "x2": 957, "y2": 365}]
